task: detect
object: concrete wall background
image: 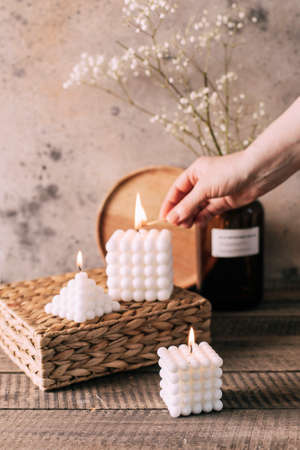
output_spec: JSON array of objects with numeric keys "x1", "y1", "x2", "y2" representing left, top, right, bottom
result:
[{"x1": 0, "y1": 0, "x2": 299, "y2": 286}]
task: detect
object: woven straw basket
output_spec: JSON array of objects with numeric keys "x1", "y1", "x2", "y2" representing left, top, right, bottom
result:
[{"x1": 0, "y1": 268, "x2": 211, "y2": 390}]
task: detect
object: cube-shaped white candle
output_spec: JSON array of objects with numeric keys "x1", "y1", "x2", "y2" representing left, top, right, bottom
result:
[
  {"x1": 158, "y1": 334, "x2": 223, "y2": 418},
  {"x1": 106, "y1": 228, "x2": 173, "y2": 302}
]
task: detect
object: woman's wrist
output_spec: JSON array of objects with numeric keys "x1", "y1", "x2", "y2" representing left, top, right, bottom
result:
[{"x1": 242, "y1": 136, "x2": 300, "y2": 200}]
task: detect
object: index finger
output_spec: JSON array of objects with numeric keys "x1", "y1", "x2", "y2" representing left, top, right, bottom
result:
[{"x1": 159, "y1": 169, "x2": 194, "y2": 219}]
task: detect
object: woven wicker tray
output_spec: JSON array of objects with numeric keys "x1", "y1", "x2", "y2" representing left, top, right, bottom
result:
[{"x1": 0, "y1": 268, "x2": 211, "y2": 391}]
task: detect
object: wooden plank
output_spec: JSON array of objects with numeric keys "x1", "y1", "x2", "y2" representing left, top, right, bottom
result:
[
  {"x1": 265, "y1": 285, "x2": 300, "y2": 298},
  {"x1": 214, "y1": 338, "x2": 300, "y2": 371},
  {"x1": 212, "y1": 315, "x2": 300, "y2": 339},
  {"x1": 0, "y1": 371, "x2": 299, "y2": 410},
  {"x1": 213, "y1": 297, "x2": 300, "y2": 316},
  {"x1": 0, "y1": 409, "x2": 299, "y2": 450}
]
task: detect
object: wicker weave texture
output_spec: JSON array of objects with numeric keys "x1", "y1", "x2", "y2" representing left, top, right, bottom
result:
[{"x1": 0, "y1": 269, "x2": 211, "y2": 390}]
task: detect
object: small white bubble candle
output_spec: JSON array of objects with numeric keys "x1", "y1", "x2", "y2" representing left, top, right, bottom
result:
[
  {"x1": 45, "y1": 251, "x2": 120, "y2": 322},
  {"x1": 105, "y1": 193, "x2": 173, "y2": 302},
  {"x1": 158, "y1": 328, "x2": 223, "y2": 418}
]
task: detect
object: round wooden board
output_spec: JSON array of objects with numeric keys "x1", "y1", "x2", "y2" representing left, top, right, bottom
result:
[{"x1": 96, "y1": 165, "x2": 198, "y2": 288}]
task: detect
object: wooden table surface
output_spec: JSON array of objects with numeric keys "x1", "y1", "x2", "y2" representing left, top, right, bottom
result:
[{"x1": 0, "y1": 292, "x2": 299, "y2": 450}]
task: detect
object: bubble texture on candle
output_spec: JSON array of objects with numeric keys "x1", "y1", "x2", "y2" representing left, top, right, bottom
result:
[
  {"x1": 158, "y1": 342, "x2": 223, "y2": 418},
  {"x1": 44, "y1": 272, "x2": 120, "y2": 323},
  {"x1": 133, "y1": 290, "x2": 144, "y2": 302},
  {"x1": 105, "y1": 229, "x2": 173, "y2": 302},
  {"x1": 120, "y1": 266, "x2": 131, "y2": 277}
]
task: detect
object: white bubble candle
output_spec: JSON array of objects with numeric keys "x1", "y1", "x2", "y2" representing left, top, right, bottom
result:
[
  {"x1": 158, "y1": 328, "x2": 223, "y2": 418},
  {"x1": 45, "y1": 251, "x2": 120, "y2": 322},
  {"x1": 105, "y1": 193, "x2": 173, "y2": 302}
]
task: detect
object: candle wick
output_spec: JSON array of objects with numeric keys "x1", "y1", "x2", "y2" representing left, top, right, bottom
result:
[
  {"x1": 135, "y1": 220, "x2": 147, "y2": 231},
  {"x1": 189, "y1": 344, "x2": 193, "y2": 354}
]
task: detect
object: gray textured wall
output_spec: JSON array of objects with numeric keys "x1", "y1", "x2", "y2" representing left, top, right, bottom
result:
[{"x1": 0, "y1": 0, "x2": 300, "y2": 286}]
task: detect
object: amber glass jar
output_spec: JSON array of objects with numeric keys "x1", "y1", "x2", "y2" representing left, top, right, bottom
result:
[{"x1": 199, "y1": 200, "x2": 264, "y2": 310}]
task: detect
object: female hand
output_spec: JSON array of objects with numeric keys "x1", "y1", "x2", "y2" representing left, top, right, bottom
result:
[{"x1": 160, "y1": 98, "x2": 300, "y2": 228}]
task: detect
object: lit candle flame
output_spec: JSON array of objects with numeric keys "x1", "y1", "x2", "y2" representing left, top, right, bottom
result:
[
  {"x1": 76, "y1": 250, "x2": 83, "y2": 272},
  {"x1": 188, "y1": 327, "x2": 195, "y2": 353},
  {"x1": 134, "y1": 192, "x2": 147, "y2": 230}
]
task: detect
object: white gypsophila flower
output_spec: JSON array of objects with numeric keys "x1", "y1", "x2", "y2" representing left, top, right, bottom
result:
[
  {"x1": 107, "y1": 56, "x2": 126, "y2": 80},
  {"x1": 259, "y1": 101, "x2": 265, "y2": 116},
  {"x1": 138, "y1": 41, "x2": 171, "y2": 64},
  {"x1": 196, "y1": 100, "x2": 208, "y2": 111},
  {"x1": 227, "y1": 71, "x2": 238, "y2": 81},
  {"x1": 209, "y1": 92, "x2": 217, "y2": 105},
  {"x1": 110, "y1": 57, "x2": 119, "y2": 72},
  {"x1": 64, "y1": 45, "x2": 150, "y2": 89},
  {"x1": 63, "y1": 52, "x2": 105, "y2": 88},
  {"x1": 216, "y1": 72, "x2": 237, "y2": 91},
  {"x1": 150, "y1": 114, "x2": 159, "y2": 123},
  {"x1": 183, "y1": 105, "x2": 193, "y2": 114},
  {"x1": 122, "y1": 0, "x2": 177, "y2": 33}
]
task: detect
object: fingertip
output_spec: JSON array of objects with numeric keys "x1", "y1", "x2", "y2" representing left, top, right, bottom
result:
[
  {"x1": 180, "y1": 221, "x2": 193, "y2": 229},
  {"x1": 166, "y1": 209, "x2": 180, "y2": 225},
  {"x1": 180, "y1": 215, "x2": 195, "y2": 229},
  {"x1": 160, "y1": 200, "x2": 175, "y2": 220}
]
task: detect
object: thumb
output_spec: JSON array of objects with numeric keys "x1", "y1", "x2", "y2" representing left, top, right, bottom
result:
[{"x1": 166, "y1": 183, "x2": 208, "y2": 225}]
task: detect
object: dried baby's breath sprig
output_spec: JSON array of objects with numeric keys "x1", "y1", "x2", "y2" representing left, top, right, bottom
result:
[{"x1": 64, "y1": 1, "x2": 267, "y2": 157}]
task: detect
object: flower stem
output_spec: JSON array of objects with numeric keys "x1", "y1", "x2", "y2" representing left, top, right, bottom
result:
[
  {"x1": 224, "y1": 43, "x2": 230, "y2": 154},
  {"x1": 203, "y1": 72, "x2": 223, "y2": 156}
]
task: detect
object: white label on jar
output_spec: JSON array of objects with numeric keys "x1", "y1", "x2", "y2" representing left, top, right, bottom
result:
[{"x1": 211, "y1": 227, "x2": 259, "y2": 258}]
